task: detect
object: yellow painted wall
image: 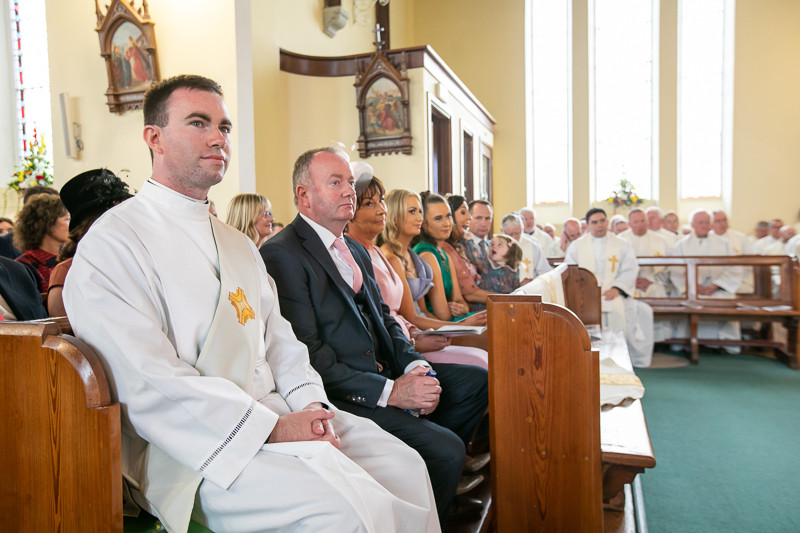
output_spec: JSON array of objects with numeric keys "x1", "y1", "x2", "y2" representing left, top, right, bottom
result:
[
  {"x1": 41, "y1": 0, "x2": 241, "y2": 217},
  {"x1": 411, "y1": 0, "x2": 526, "y2": 234},
  {"x1": 730, "y1": 0, "x2": 800, "y2": 232}
]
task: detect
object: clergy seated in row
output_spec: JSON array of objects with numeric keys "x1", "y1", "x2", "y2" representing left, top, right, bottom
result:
[
  {"x1": 520, "y1": 206, "x2": 558, "y2": 257},
  {"x1": 500, "y1": 212, "x2": 552, "y2": 284},
  {"x1": 564, "y1": 207, "x2": 654, "y2": 367},
  {"x1": 646, "y1": 206, "x2": 679, "y2": 249},
  {"x1": 747, "y1": 220, "x2": 769, "y2": 249},
  {"x1": 711, "y1": 209, "x2": 755, "y2": 294},
  {"x1": 609, "y1": 214, "x2": 628, "y2": 234},
  {"x1": 670, "y1": 209, "x2": 742, "y2": 353},
  {"x1": 618, "y1": 208, "x2": 672, "y2": 342},
  {"x1": 753, "y1": 218, "x2": 785, "y2": 255}
]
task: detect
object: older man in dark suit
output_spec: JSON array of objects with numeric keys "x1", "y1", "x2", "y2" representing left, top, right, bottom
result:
[{"x1": 261, "y1": 147, "x2": 488, "y2": 526}]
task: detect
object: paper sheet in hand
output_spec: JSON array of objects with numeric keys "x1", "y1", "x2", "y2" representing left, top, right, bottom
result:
[{"x1": 412, "y1": 325, "x2": 487, "y2": 337}]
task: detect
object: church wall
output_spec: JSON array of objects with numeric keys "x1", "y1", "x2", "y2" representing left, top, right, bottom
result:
[
  {"x1": 730, "y1": 0, "x2": 800, "y2": 232},
  {"x1": 410, "y1": 0, "x2": 527, "y2": 233},
  {"x1": 42, "y1": 0, "x2": 242, "y2": 217}
]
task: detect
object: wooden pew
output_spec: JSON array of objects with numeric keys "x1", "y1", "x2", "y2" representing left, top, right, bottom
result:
[
  {"x1": 0, "y1": 321, "x2": 122, "y2": 531},
  {"x1": 636, "y1": 255, "x2": 800, "y2": 368},
  {"x1": 487, "y1": 294, "x2": 603, "y2": 531}
]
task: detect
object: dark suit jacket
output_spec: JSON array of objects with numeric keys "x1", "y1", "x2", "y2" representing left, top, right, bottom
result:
[
  {"x1": 0, "y1": 256, "x2": 47, "y2": 320},
  {"x1": 0, "y1": 233, "x2": 20, "y2": 259},
  {"x1": 261, "y1": 215, "x2": 423, "y2": 409}
]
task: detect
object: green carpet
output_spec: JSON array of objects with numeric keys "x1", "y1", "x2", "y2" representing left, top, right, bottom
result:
[{"x1": 636, "y1": 353, "x2": 800, "y2": 532}]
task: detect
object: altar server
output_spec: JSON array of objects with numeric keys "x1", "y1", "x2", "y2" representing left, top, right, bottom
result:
[
  {"x1": 565, "y1": 208, "x2": 654, "y2": 367},
  {"x1": 64, "y1": 75, "x2": 438, "y2": 533}
]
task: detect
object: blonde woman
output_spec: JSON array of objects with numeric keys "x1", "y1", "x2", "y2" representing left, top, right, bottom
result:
[{"x1": 226, "y1": 193, "x2": 273, "y2": 247}]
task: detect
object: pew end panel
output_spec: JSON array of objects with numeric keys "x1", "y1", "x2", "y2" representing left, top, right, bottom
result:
[
  {"x1": 562, "y1": 265, "x2": 602, "y2": 327},
  {"x1": 487, "y1": 294, "x2": 603, "y2": 532},
  {"x1": 0, "y1": 321, "x2": 122, "y2": 532}
]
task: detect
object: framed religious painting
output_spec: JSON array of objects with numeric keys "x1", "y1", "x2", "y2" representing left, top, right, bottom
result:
[
  {"x1": 354, "y1": 50, "x2": 412, "y2": 158},
  {"x1": 95, "y1": 0, "x2": 161, "y2": 113}
]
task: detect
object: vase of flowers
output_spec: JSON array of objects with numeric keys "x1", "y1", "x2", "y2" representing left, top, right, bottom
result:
[
  {"x1": 606, "y1": 178, "x2": 644, "y2": 214},
  {"x1": 4, "y1": 129, "x2": 54, "y2": 214}
]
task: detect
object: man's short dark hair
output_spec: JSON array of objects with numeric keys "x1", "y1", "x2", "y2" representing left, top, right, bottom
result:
[
  {"x1": 468, "y1": 199, "x2": 492, "y2": 213},
  {"x1": 585, "y1": 207, "x2": 607, "y2": 222},
  {"x1": 143, "y1": 75, "x2": 223, "y2": 128}
]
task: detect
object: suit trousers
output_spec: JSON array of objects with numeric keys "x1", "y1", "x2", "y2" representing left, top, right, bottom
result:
[{"x1": 336, "y1": 362, "x2": 489, "y2": 526}]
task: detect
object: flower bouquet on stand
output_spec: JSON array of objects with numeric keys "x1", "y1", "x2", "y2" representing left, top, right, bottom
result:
[
  {"x1": 5, "y1": 129, "x2": 54, "y2": 214},
  {"x1": 606, "y1": 178, "x2": 644, "y2": 214}
]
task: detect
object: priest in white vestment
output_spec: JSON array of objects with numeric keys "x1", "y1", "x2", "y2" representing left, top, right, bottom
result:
[
  {"x1": 565, "y1": 208, "x2": 654, "y2": 367},
  {"x1": 520, "y1": 206, "x2": 557, "y2": 256},
  {"x1": 711, "y1": 209, "x2": 755, "y2": 294},
  {"x1": 646, "y1": 206, "x2": 678, "y2": 249},
  {"x1": 753, "y1": 219, "x2": 785, "y2": 255},
  {"x1": 619, "y1": 208, "x2": 671, "y2": 341},
  {"x1": 671, "y1": 209, "x2": 742, "y2": 352},
  {"x1": 63, "y1": 76, "x2": 438, "y2": 533},
  {"x1": 501, "y1": 213, "x2": 552, "y2": 283},
  {"x1": 552, "y1": 217, "x2": 582, "y2": 259}
]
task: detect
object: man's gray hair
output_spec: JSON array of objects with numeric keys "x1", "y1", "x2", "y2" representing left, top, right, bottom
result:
[
  {"x1": 501, "y1": 212, "x2": 524, "y2": 231},
  {"x1": 519, "y1": 206, "x2": 536, "y2": 218},
  {"x1": 628, "y1": 207, "x2": 645, "y2": 218},
  {"x1": 291, "y1": 146, "x2": 349, "y2": 206},
  {"x1": 689, "y1": 208, "x2": 711, "y2": 225},
  {"x1": 645, "y1": 206, "x2": 664, "y2": 217}
]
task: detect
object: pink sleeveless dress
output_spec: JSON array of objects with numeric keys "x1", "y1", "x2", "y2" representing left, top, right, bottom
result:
[{"x1": 369, "y1": 246, "x2": 488, "y2": 369}]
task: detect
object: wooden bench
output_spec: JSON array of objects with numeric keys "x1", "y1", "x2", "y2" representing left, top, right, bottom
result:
[
  {"x1": 486, "y1": 293, "x2": 655, "y2": 532},
  {"x1": 636, "y1": 255, "x2": 800, "y2": 368},
  {"x1": 0, "y1": 321, "x2": 122, "y2": 531}
]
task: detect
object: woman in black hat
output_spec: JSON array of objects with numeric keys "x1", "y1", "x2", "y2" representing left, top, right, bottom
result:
[{"x1": 47, "y1": 169, "x2": 132, "y2": 316}]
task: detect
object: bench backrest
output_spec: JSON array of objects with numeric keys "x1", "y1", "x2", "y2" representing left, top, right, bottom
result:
[
  {"x1": 0, "y1": 321, "x2": 122, "y2": 531},
  {"x1": 637, "y1": 255, "x2": 800, "y2": 309},
  {"x1": 562, "y1": 265, "x2": 602, "y2": 326},
  {"x1": 487, "y1": 294, "x2": 602, "y2": 531}
]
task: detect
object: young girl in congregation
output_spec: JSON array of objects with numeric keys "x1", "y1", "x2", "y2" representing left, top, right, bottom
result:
[{"x1": 478, "y1": 234, "x2": 523, "y2": 294}]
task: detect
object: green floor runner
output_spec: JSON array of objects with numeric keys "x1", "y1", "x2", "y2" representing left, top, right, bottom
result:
[{"x1": 636, "y1": 353, "x2": 800, "y2": 532}]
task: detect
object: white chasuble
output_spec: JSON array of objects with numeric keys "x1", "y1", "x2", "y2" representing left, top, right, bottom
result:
[{"x1": 566, "y1": 234, "x2": 654, "y2": 366}]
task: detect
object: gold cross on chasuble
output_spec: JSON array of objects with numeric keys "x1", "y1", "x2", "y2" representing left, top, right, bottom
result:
[
  {"x1": 608, "y1": 254, "x2": 620, "y2": 273},
  {"x1": 229, "y1": 287, "x2": 255, "y2": 325}
]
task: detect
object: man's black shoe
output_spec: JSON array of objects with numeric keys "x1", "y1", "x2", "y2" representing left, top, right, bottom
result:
[{"x1": 447, "y1": 496, "x2": 484, "y2": 523}]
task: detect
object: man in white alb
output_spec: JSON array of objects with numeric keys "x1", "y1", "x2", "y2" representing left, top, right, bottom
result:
[
  {"x1": 753, "y1": 219, "x2": 785, "y2": 255},
  {"x1": 501, "y1": 212, "x2": 552, "y2": 283},
  {"x1": 520, "y1": 206, "x2": 557, "y2": 257},
  {"x1": 63, "y1": 75, "x2": 438, "y2": 533},
  {"x1": 552, "y1": 217, "x2": 582, "y2": 259},
  {"x1": 646, "y1": 206, "x2": 678, "y2": 249},
  {"x1": 618, "y1": 208, "x2": 671, "y2": 341},
  {"x1": 711, "y1": 209, "x2": 754, "y2": 293},
  {"x1": 671, "y1": 209, "x2": 742, "y2": 351},
  {"x1": 565, "y1": 208, "x2": 654, "y2": 367}
]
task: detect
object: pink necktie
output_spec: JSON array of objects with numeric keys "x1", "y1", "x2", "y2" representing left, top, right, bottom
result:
[{"x1": 333, "y1": 237, "x2": 363, "y2": 293}]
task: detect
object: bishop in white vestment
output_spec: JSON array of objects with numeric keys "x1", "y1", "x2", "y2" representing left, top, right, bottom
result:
[
  {"x1": 565, "y1": 209, "x2": 654, "y2": 367},
  {"x1": 63, "y1": 78, "x2": 438, "y2": 533}
]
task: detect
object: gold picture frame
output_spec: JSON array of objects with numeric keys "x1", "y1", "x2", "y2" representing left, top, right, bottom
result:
[{"x1": 95, "y1": 0, "x2": 161, "y2": 114}]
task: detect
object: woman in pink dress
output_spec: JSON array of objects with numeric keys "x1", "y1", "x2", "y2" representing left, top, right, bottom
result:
[{"x1": 346, "y1": 176, "x2": 488, "y2": 369}]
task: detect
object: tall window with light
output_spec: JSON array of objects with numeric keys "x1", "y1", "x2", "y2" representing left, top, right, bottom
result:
[
  {"x1": 529, "y1": 0, "x2": 571, "y2": 205},
  {"x1": 678, "y1": 0, "x2": 734, "y2": 199},
  {"x1": 590, "y1": 0, "x2": 658, "y2": 202}
]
